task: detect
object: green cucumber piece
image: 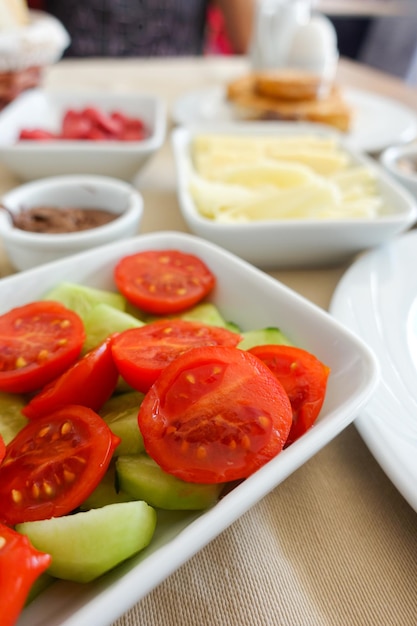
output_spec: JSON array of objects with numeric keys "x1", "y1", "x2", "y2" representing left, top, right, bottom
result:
[
  {"x1": 82, "y1": 303, "x2": 144, "y2": 353},
  {"x1": 43, "y1": 282, "x2": 126, "y2": 322},
  {"x1": 238, "y1": 327, "x2": 294, "y2": 350},
  {"x1": 178, "y1": 303, "x2": 234, "y2": 329},
  {"x1": 79, "y1": 462, "x2": 134, "y2": 510},
  {"x1": 99, "y1": 391, "x2": 145, "y2": 455},
  {"x1": 146, "y1": 302, "x2": 242, "y2": 333},
  {"x1": 0, "y1": 391, "x2": 28, "y2": 444},
  {"x1": 16, "y1": 501, "x2": 157, "y2": 583},
  {"x1": 116, "y1": 454, "x2": 223, "y2": 510}
]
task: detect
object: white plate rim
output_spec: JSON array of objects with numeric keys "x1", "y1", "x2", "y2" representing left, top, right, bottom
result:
[
  {"x1": 330, "y1": 229, "x2": 417, "y2": 511},
  {"x1": 171, "y1": 85, "x2": 417, "y2": 153}
]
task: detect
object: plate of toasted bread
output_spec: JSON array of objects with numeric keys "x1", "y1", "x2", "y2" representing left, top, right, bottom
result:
[{"x1": 172, "y1": 70, "x2": 417, "y2": 154}]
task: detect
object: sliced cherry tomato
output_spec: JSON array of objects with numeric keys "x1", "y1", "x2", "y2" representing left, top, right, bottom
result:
[
  {"x1": 114, "y1": 250, "x2": 216, "y2": 315},
  {"x1": 18, "y1": 128, "x2": 57, "y2": 141},
  {"x1": 0, "y1": 301, "x2": 86, "y2": 394},
  {"x1": 0, "y1": 523, "x2": 51, "y2": 626},
  {"x1": 0, "y1": 405, "x2": 120, "y2": 525},
  {"x1": 138, "y1": 345, "x2": 292, "y2": 483},
  {"x1": 83, "y1": 106, "x2": 122, "y2": 136},
  {"x1": 0, "y1": 434, "x2": 5, "y2": 464},
  {"x1": 22, "y1": 336, "x2": 119, "y2": 420},
  {"x1": 112, "y1": 319, "x2": 242, "y2": 393},
  {"x1": 248, "y1": 345, "x2": 330, "y2": 446},
  {"x1": 61, "y1": 109, "x2": 92, "y2": 139}
]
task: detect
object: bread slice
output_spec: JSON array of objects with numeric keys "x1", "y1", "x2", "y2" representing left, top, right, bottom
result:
[
  {"x1": 254, "y1": 69, "x2": 323, "y2": 101},
  {"x1": 226, "y1": 72, "x2": 352, "y2": 133}
]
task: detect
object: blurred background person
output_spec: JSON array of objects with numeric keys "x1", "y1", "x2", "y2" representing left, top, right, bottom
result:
[{"x1": 27, "y1": 0, "x2": 255, "y2": 58}]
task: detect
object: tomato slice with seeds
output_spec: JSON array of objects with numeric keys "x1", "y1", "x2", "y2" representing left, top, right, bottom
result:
[
  {"x1": 138, "y1": 345, "x2": 292, "y2": 484},
  {"x1": 248, "y1": 345, "x2": 330, "y2": 446},
  {"x1": 0, "y1": 301, "x2": 85, "y2": 394},
  {"x1": 114, "y1": 250, "x2": 216, "y2": 315},
  {"x1": 112, "y1": 319, "x2": 242, "y2": 393},
  {"x1": 22, "y1": 336, "x2": 120, "y2": 420},
  {"x1": 0, "y1": 523, "x2": 51, "y2": 626},
  {"x1": 0, "y1": 405, "x2": 120, "y2": 525}
]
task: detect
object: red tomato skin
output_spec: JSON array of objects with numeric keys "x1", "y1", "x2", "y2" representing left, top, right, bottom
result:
[
  {"x1": 248, "y1": 345, "x2": 330, "y2": 446},
  {"x1": 114, "y1": 250, "x2": 216, "y2": 315},
  {"x1": 83, "y1": 106, "x2": 122, "y2": 136},
  {"x1": 61, "y1": 109, "x2": 92, "y2": 139},
  {"x1": 0, "y1": 405, "x2": 120, "y2": 525},
  {"x1": 0, "y1": 434, "x2": 5, "y2": 464},
  {"x1": 138, "y1": 345, "x2": 292, "y2": 484},
  {"x1": 0, "y1": 523, "x2": 51, "y2": 626},
  {"x1": 0, "y1": 301, "x2": 86, "y2": 394},
  {"x1": 19, "y1": 129, "x2": 57, "y2": 141},
  {"x1": 22, "y1": 336, "x2": 120, "y2": 420},
  {"x1": 112, "y1": 319, "x2": 242, "y2": 393}
]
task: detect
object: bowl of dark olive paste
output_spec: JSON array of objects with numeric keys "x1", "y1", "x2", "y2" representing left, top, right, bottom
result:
[{"x1": 0, "y1": 174, "x2": 143, "y2": 271}]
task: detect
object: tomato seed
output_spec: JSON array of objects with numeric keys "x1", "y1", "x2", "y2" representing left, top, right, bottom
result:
[
  {"x1": 241, "y1": 435, "x2": 251, "y2": 450},
  {"x1": 42, "y1": 481, "x2": 55, "y2": 497},
  {"x1": 258, "y1": 415, "x2": 270, "y2": 430},
  {"x1": 31, "y1": 483, "x2": 40, "y2": 499},
  {"x1": 196, "y1": 446, "x2": 207, "y2": 460},
  {"x1": 63, "y1": 469, "x2": 76, "y2": 483},
  {"x1": 60, "y1": 421, "x2": 73, "y2": 436},
  {"x1": 15, "y1": 356, "x2": 27, "y2": 369},
  {"x1": 11, "y1": 489, "x2": 22, "y2": 504}
]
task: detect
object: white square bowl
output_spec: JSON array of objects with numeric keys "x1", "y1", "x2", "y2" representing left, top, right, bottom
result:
[
  {"x1": 172, "y1": 123, "x2": 417, "y2": 269},
  {"x1": 14, "y1": 231, "x2": 379, "y2": 626},
  {"x1": 0, "y1": 89, "x2": 167, "y2": 182}
]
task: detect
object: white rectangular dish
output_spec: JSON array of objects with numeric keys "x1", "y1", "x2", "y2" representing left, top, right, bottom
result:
[
  {"x1": 0, "y1": 89, "x2": 166, "y2": 182},
  {"x1": 172, "y1": 122, "x2": 417, "y2": 269},
  {"x1": 14, "y1": 231, "x2": 379, "y2": 626}
]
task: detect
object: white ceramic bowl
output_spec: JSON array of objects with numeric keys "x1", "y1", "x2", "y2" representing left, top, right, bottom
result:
[
  {"x1": 5, "y1": 231, "x2": 378, "y2": 626},
  {"x1": 0, "y1": 174, "x2": 143, "y2": 270},
  {"x1": 0, "y1": 89, "x2": 166, "y2": 182},
  {"x1": 380, "y1": 143, "x2": 417, "y2": 199},
  {"x1": 172, "y1": 123, "x2": 417, "y2": 269}
]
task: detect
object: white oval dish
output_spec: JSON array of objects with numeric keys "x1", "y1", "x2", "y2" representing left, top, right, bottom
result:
[{"x1": 0, "y1": 174, "x2": 144, "y2": 270}]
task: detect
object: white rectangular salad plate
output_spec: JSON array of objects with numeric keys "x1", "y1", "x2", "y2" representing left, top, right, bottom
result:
[
  {"x1": 0, "y1": 89, "x2": 166, "y2": 182},
  {"x1": 14, "y1": 231, "x2": 379, "y2": 626},
  {"x1": 172, "y1": 122, "x2": 417, "y2": 269}
]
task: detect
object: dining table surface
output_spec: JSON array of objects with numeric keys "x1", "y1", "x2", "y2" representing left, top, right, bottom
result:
[{"x1": 2, "y1": 54, "x2": 417, "y2": 626}]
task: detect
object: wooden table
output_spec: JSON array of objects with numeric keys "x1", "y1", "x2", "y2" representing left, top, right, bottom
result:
[{"x1": 5, "y1": 56, "x2": 417, "y2": 626}]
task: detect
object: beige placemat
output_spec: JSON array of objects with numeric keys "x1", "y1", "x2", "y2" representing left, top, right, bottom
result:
[{"x1": 113, "y1": 425, "x2": 417, "y2": 626}]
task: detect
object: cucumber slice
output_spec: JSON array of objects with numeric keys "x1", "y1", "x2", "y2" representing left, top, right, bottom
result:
[
  {"x1": 16, "y1": 501, "x2": 157, "y2": 583},
  {"x1": 82, "y1": 303, "x2": 144, "y2": 353},
  {"x1": 238, "y1": 327, "x2": 294, "y2": 350},
  {"x1": 146, "y1": 302, "x2": 242, "y2": 333},
  {"x1": 116, "y1": 454, "x2": 223, "y2": 510},
  {"x1": 99, "y1": 391, "x2": 145, "y2": 455},
  {"x1": 0, "y1": 391, "x2": 28, "y2": 444},
  {"x1": 43, "y1": 282, "x2": 126, "y2": 322},
  {"x1": 178, "y1": 303, "x2": 233, "y2": 328},
  {"x1": 79, "y1": 462, "x2": 134, "y2": 510}
]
